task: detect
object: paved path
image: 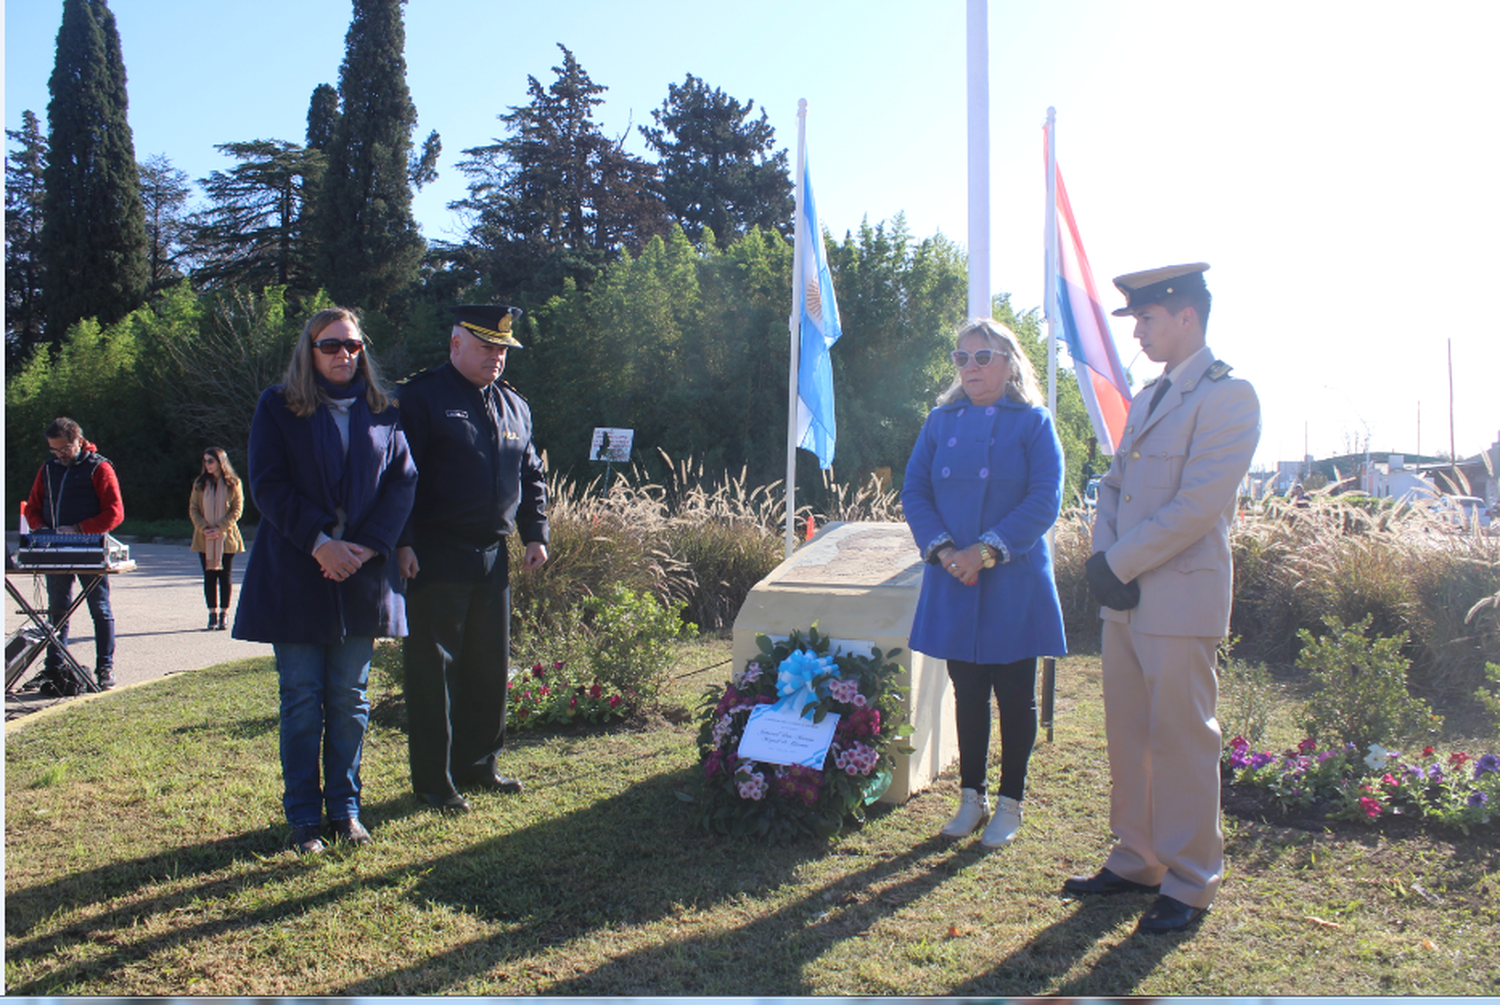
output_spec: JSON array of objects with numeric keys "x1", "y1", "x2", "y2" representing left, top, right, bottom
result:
[{"x1": 5, "y1": 536, "x2": 272, "y2": 725}]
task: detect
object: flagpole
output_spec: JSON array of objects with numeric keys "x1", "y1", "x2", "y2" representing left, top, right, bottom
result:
[
  {"x1": 1040, "y1": 106, "x2": 1060, "y2": 743},
  {"x1": 1044, "y1": 106, "x2": 1059, "y2": 420},
  {"x1": 786, "y1": 99, "x2": 809, "y2": 560},
  {"x1": 966, "y1": 0, "x2": 990, "y2": 319}
]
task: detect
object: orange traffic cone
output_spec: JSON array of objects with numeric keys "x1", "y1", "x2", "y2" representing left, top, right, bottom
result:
[{"x1": 805, "y1": 514, "x2": 816, "y2": 541}]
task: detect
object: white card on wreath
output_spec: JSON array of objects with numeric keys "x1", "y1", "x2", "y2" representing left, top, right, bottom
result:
[{"x1": 736, "y1": 704, "x2": 840, "y2": 768}]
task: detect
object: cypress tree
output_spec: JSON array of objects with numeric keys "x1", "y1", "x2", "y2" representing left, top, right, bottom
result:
[
  {"x1": 39, "y1": 0, "x2": 148, "y2": 338},
  {"x1": 313, "y1": 0, "x2": 426, "y2": 311},
  {"x1": 305, "y1": 83, "x2": 341, "y2": 152}
]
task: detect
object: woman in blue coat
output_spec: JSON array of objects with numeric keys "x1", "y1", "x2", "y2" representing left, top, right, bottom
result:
[
  {"x1": 233, "y1": 307, "x2": 417, "y2": 854},
  {"x1": 903, "y1": 319, "x2": 1066, "y2": 848}
]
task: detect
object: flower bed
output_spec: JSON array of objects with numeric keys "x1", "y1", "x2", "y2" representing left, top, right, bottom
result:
[
  {"x1": 507, "y1": 660, "x2": 634, "y2": 731},
  {"x1": 1224, "y1": 735, "x2": 1499, "y2": 834},
  {"x1": 694, "y1": 628, "x2": 914, "y2": 841}
]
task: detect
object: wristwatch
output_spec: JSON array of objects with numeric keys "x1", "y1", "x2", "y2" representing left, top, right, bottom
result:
[{"x1": 977, "y1": 543, "x2": 997, "y2": 569}]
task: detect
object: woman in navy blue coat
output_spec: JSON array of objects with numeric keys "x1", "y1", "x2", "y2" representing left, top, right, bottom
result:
[
  {"x1": 233, "y1": 307, "x2": 416, "y2": 854},
  {"x1": 903, "y1": 319, "x2": 1066, "y2": 848}
]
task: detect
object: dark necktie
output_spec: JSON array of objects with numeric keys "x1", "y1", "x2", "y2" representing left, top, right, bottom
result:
[{"x1": 1147, "y1": 377, "x2": 1172, "y2": 417}]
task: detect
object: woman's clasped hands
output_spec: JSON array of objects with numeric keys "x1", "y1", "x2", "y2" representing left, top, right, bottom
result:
[
  {"x1": 314, "y1": 538, "x2": 375, "y2": 582},
  {"x1": 940, "y1": 544, "x2": 984, "y2": 587}
]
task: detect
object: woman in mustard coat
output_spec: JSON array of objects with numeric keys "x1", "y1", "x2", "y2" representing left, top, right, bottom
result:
[{"x1": 189, "y1": 446, "x2": 245, "y2": 631}]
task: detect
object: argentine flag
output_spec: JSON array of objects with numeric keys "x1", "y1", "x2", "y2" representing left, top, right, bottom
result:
[{"x1": 794, "y1": 155, "x2": 842, "y2": 469}]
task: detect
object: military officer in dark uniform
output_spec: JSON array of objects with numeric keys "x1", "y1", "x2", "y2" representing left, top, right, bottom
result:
[{"x1": 396, "y1": 305, "x2": 549, "y2": 812}]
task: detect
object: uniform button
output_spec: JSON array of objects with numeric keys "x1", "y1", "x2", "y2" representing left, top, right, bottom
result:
[
  {"x1": 979, "y1": 467, "x2": 989, "y2": 478},
  {"x1": 1126, "y1": 426, "x2": 1134, "y2": 433},
  {"x1": 1131, "y1": 451, "x2": 1140, "y2": 460},
  {"x1": 948, "y1": 437, "x2": 958, "y2": 447},
  {"x1": 941, "y1": 467, "x2": 951, "y2": 477},
  {"x1": 1124, "y1": 494, "x2": 1132, "y2": 502}
]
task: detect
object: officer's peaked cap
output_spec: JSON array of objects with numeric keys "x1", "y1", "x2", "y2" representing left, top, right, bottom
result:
[{"x1": 449, "y1": 304, "x2": 523, "y2": 347}]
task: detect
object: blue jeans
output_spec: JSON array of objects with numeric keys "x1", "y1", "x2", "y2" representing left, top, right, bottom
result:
[
  {"x1": 274, "y1": 639, "x2": 373, "y2": 827},
  {"x1": 45, "y1": 572, "x2": 115, "y2": 673}
]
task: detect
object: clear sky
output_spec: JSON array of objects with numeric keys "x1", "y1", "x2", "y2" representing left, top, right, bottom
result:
[{"x1": 7, "y1": 0, "x2": 1498, "y2": 472}]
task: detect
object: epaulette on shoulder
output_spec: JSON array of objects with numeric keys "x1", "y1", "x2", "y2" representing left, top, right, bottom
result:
[
  {"x1": 500, "y1": 379, "x2": 530, "y2": 404},
  {"x1": 1206, "y1": 361, "x2": 1234, "y2": 382},
  {"x1": 397, "y1": 366, "x2": 441, "y2": 387}
]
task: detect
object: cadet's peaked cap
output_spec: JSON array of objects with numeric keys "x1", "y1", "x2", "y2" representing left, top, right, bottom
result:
[
  {"x1": 1110, "y1": 263, "x2": 1210, "y2": 316},
  {"x1": 449, "y1": 304, "x2": 523, "y2": 347}
]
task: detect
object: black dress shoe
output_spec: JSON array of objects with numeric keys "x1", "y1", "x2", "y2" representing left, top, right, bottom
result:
[
  {"x1": 288, "y1": 824, "x2": 326, "y2": 854},
  {"x1": 465, "y1": 772, "x2": 524, "y2": 794},
  {"x1": 1062, "y1": 867, "x2": 1162, "y2": 896},
  {"x1": 331, "y1": 817, "x2": 373, "y2": 845},
  {"x1": 416, "y1": 791, "x2": 471, "y2": 813},
  {"x1": 1137, "y1": 894, "x2": 1206, "y2": 933}
]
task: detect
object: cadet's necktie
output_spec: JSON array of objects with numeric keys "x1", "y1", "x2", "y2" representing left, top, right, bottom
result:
[{"x1": 1147, "y1": 377, "x2": 1172, "y2": 417}]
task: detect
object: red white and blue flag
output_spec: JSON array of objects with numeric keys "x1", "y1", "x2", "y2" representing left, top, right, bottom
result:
[{"x1": 1047, "y1": 129, "x2": 1132, "y2": 453}]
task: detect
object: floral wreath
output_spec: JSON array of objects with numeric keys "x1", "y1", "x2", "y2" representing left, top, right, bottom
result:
[{"x1": 694, "y1": 627, "x2": 914, "y2": 841}]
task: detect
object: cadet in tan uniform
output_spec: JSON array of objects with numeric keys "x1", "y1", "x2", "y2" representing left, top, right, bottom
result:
[{"x1": 1064, "y1": 263, "x2": 1260, "y2": 933}]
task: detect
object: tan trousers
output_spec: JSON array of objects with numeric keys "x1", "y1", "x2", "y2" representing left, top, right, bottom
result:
[{"x1": 1100, "y1": 620, "x2": 1223, "y2": 909}]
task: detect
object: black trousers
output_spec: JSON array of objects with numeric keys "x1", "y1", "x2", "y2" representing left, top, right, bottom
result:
[
  {"x1": 402, "y1": 561, "x2": 511, "y2": 797},
  {"x1": 947, "y1": 657, "x2": 1038, "y2": 801},
  {"x1": 198, "y1": 552, "x2": 236, "y2": 609}
]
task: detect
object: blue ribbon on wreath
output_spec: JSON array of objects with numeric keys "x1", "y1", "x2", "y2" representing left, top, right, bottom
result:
[{"x1": 773, "y1": 649, "x2": 839, "y2": 720}]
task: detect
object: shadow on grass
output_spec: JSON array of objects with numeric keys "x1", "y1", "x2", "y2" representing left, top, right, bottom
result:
[
  {"x1": 335, "y1": 815, "x2": 959, "y2": 996},
  {"x1": 946, "y1": 891, "x2": 1174, "y2": 996},
  {"x1": 8, "y1": 755, "x2": 913, "y2": 996}
]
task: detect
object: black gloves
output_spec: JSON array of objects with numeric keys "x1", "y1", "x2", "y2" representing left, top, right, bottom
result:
[{"x1": 1086, "y1": 551, "x2": 1140, "y2": 611}]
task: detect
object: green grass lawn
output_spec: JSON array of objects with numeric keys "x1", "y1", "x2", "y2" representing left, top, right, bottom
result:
[{"x1": 5, "y1": 640, "x2": 1498, "y2": 996}]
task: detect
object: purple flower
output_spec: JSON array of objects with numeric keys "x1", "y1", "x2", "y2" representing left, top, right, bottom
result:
[
  {"x1": 1474, "y1": 753, "x2": 1499, "y2": 779},
  {"x1": 1426, "y1": 765, "x2": 1445, "y2": 782},
  {"x1": 1468, "y1": 791, "x2": 1489, "y2": 808},
  {"x1": 1248, "y1": 751, "x2": 1276, "y2": 770}
]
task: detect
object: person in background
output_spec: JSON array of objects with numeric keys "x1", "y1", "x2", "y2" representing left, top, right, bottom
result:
[
  {"x1": 189, "y1": 447, "x2": 245, "y2": 631},
  {"x1": 396, "y1": 304, "x2": 549, "y2": 813},
  {"x1": 233, "y1": 307, "x2": 417, "y2": 854},
  {"x1": 903, "y1": 319, "x2": 1067, "y2": 849},
  {"x1": 1070, "y1": 262, "x2": 1260, "y2": 933},
  {"x1": 23, "y1": 416, "x2": 125, "y2": 694}
]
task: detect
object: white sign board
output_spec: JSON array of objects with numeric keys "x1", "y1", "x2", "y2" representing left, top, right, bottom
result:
[
  {"x1": 590, "y1": 427, "x2": 634, "y2": 463},
  {"x1": 736, "y1": 703, "x2": 840, "y2": 768}
]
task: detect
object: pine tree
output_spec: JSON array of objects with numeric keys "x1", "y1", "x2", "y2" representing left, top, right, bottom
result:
[
  {"x1": 6, "y1": 110, "x2": 48, "y2": 364},
  {"x1": 138, "y1": 153, "x2": 193, "y2": 293},
  {"x1": 39, "y1": 0, "x2": 148, "y2": 338},
  {"x1": 451, "y1": 44, "x2": 667, "y2": 299},
  {"x1": 188, "y1": 140, "x2": 325, "y2": 294},
  {"x1": 312, "y1": 0, "x2": 426, "y2": 311},
  {"x1": 640, "y1": 74, "x2": 794, "y2": 247}
]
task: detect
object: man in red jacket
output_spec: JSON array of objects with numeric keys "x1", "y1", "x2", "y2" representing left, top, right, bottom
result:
[{"x1": 22, "y1": 417, "x2": 125, "y2": 693}]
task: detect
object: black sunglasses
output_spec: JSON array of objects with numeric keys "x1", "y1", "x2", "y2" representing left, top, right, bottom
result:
[{"x1": 313, "y1": 338, "x2": 364, "y2": 356}]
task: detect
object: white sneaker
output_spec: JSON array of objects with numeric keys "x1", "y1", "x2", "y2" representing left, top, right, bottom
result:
[
  {"x1": 940, "y1": 788, "x2": 991, "y2": 838},
  {"x1": 980, "y1": 795, "x2": 1022, "y2": 848}
]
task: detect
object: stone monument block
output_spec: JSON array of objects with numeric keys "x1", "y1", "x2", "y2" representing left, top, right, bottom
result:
[{"x1": 731, "y1": 520, "x2": 957, "y2": 804}]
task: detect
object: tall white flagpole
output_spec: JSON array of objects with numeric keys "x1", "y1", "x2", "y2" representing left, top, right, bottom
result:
[
  {"x1": 966, "y1": 0, "x2": 990, "y2": 320},
  {"x1": 785, "y1": 99, "x2": 809, "y2": 559},
  {"x1": 1044, "y1": 106, "x2": 1059, "y2": 420}
]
